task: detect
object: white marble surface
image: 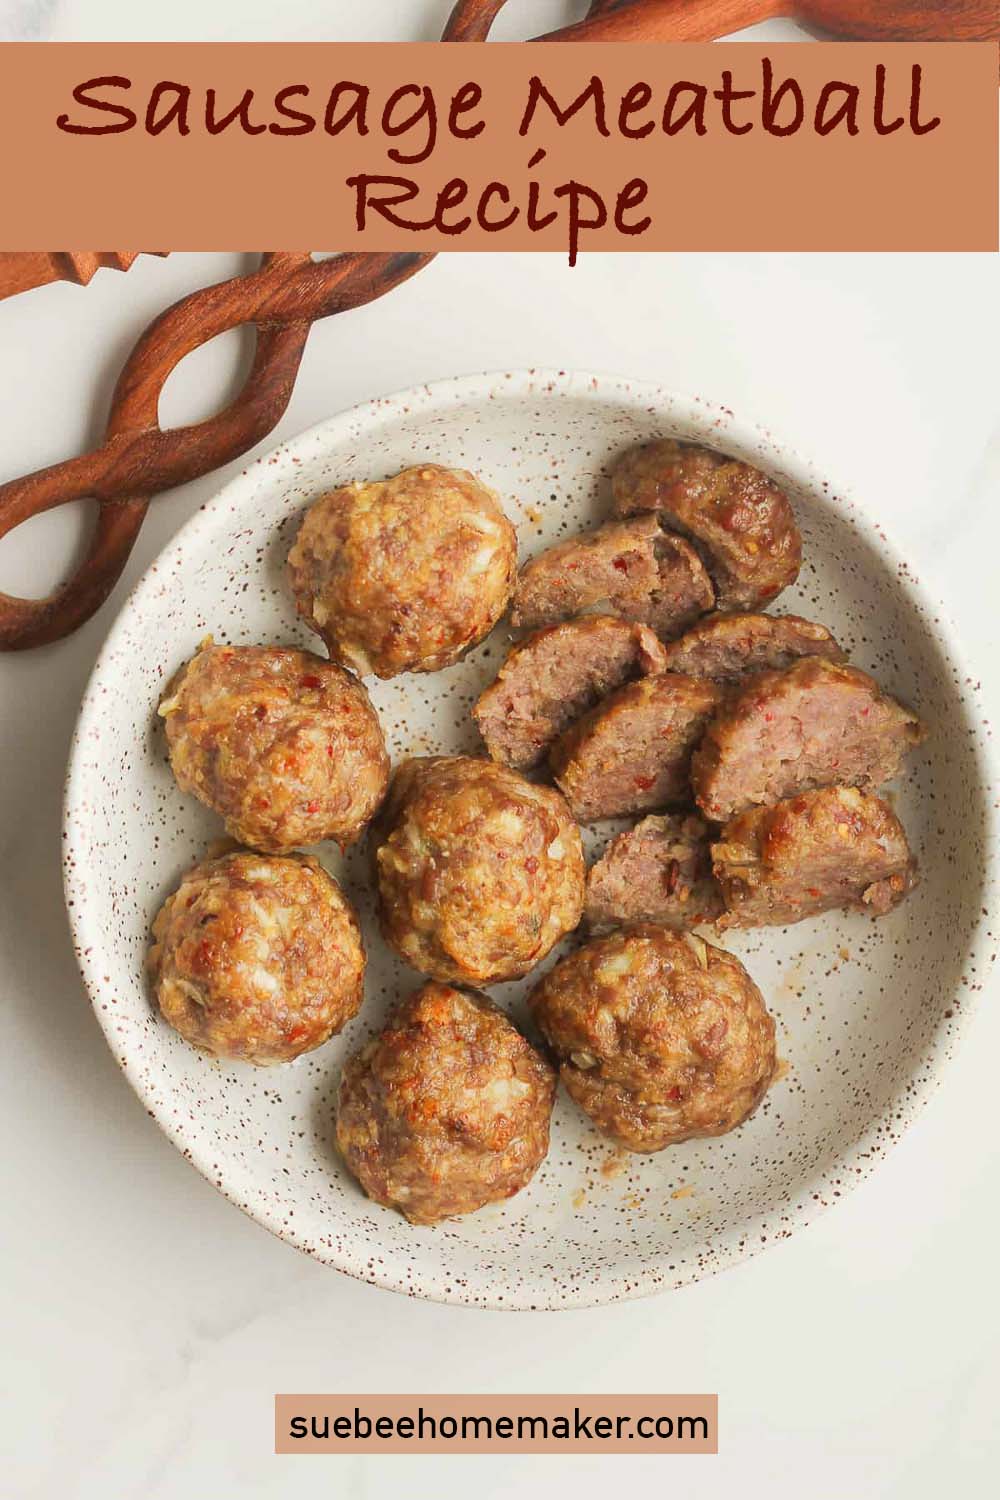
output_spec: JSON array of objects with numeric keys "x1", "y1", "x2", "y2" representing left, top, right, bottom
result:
[{"x1": 2, "y1": 3, "x2": 999, "y2": 1498}]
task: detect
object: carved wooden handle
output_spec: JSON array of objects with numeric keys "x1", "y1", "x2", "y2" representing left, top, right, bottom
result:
[
  {"x1": 0, "y1": 0, "x2": 507, "y2": 649},
  {"x1": 0, "y1": 251, "x2": 432, "y2": 647},
  {"x1": 532, "y1": 0, "x2": 999, "y2": 41},
  {"x1": 0, "y1": 252, "x2": 169, "y2": 303},
  {"x1": 3, "y1": 0, "x2": 994, "y2": 649}
]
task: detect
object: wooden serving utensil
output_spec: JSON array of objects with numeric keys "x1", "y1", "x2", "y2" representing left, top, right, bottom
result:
[
  {"x1": 3, "y1": 0, "x2": 994, "y2": 650},
  {"x1": 0, "y1": 252, "x2": 168, "y2": 303},
  {"x1": 539, "y1": 0, "x2": 999, "y2": 42}
]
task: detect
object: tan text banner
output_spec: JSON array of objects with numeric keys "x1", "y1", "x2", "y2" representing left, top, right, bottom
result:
[
  {"x1": 274, "y1": 1394, "x2": 719, "y2": 1453},
  {"x1": 0, "y1": 43, "x2": 996, "y2": 254}
]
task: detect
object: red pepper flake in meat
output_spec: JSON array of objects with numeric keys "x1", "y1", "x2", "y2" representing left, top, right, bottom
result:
[
  {"x1": 525, "y1": 856, "x2": 539, "y2": 874},
  {"x1": 254, "y1": 704, "x2": 267, "y2": 719},
  {"x1": 306, "y1": 800, "x2": 321, "y2": 814},
  {"x1": 634, "y1": 775, "x2": 655, "y2": 791},
  {"x1": 612, "y1": 556, "x2": 630, "y2": 573},
  {"x1": 300, "y1": 674, "x2": 323, "y2": 690}
]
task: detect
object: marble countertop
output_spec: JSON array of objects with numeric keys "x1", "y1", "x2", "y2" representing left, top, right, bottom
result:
[{"x1": 2, "y1": 4, "x2": 999, "y2": 1499}]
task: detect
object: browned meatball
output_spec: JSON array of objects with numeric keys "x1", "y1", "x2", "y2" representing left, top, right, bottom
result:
[
  {"x1": 375, "y1": 757, "x2": 584, "y2": 984},
  {"x1": 510, "y1": 515, "x2": 714, "y2": 635},
  {"x1": 550, "y1": 673, "x2": 722, "y2": 821},
  {"x1": 336, "y1": 983, "x2": 556, "y2": 1224},
  {"x1": 662, "y1": 611, "x2": 844, "y2": 683},
  {"x1": 611, "y1": 439, "x2": 802, "y2": 610},
  {"x1": 159, "y1": 642, "x2": 389, "y2": 854},
  {"x1": 529, "y1": 926, "x2": 776, "y2": 1152},
  {"x1": 712, "y1": 785, "x2": 917, "y2": 928},
  {"x1": 149, "y1": 850, "x2": 365, "y2": 1065},
  {"x1": 692, "y1": 658, "x2": 926, "y2": 822},
  {"x1": 474, "y1": 615, "x2": 667, "y2": 771},
  {"x1": 287, "y1": 464, "x2": 517, "y2": 678},
  {"x1": 586, "y1": 813, "x2": 724, "y2": 932}
]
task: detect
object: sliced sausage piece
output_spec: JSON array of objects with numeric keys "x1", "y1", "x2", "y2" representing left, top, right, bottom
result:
[
  {"x1": 586, "y1": 813, "x2": 724, "y2": 931},
  {"x1": 662, "y1": 611, "x2": 844, "y2": 684},
  {"x1": 692, "y1": 658, "x2": 926, "y2": 822},
  {"x1": 551, "y1": 673, "x2": 722, "y2": 821},
  {"x1": 510, "y1": 515, "x2": 714, "y2": 635},
  {"x1": 712, "y1": 785, "x2": 917, "y2": 928},
  {"x1": 611, "y1": 439, "x2": 802, "y2": 610},
  {"x1": 474, "y1": 615, "x2": 667, "y2": 771}
]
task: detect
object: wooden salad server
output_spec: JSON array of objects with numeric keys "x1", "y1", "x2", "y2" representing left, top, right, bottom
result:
[
  {"x1": 0, "y1": 252, "x2": 168, "y2": 303},
  {"x1": 3, "y1": 0, "x2": 994, "y2": 650},
  {"x1": 536, "y1": 0, "x2": 999, "y2": 42}
]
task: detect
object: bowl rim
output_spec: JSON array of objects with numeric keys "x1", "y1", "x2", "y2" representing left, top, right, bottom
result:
[{"x1": 62, "y1": 367, "x2": 999, "y2": 1311}]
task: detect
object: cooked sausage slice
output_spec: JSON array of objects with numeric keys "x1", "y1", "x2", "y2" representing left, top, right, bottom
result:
[
  {"x1": 551, "y1": 673, "x2": 722, "y2": 821},
  {"x1": 474, "y1": 615, "x2": 667, "y2": 771},
  {"x1": 712, "y1": 785, "x2": 917, "y2": 928},
  {"x1": 611, "y1": 439, "x2": 801, "y2": 610},
  {"x1": 691, "y1": 658, "x2": 926, "y2": 822},
  {"x1": 510, "y1": 515, "x2": 714, "y2": 635},
  {"x1": 661, "y1": 611, "x2": 844, "y2": 683},
  {"x1": 586, "y1": 813, "x2": 724, "y2": 931}
]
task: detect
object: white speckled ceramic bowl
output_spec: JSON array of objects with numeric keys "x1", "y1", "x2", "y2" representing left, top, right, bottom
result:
[{"x1": 64, "y1": 371, "x2": 996, "y2": 1309}]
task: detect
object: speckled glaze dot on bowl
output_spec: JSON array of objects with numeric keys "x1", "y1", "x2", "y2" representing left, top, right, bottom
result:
[{"x1": 63, "y1": 371, "x2": 997, "y2": 1311}]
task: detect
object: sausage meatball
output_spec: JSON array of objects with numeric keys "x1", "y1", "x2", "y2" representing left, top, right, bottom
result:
[
  {"x1": 712, "y1": 785, "x2": 917, "y2": 928},
  {"x1": 586, "y1": 813, "x2": 724, "y2": 932},
  {"x1": 529, "y1": 926, "x2": 776, "y2": 1152},
  {"x1": 376, "y1": 757, "x2": 584, "y2": 984},
  {"x1": 336, "y1": 983, "x2": 556, "y2": 1224},
  {"x1": 149, "y1": 850, "x2": 365, "y2": 1065},
  {"x1": 550, "y1": 672, "x2": 722, "y2": 821},
  {"x1": 159, "y1": 642, "x2": 389, "y2": 853},
  {"x1": 287, "y1": 464, "x2": 517, "y2": 678},
  {"x1": 474, "y1": 615, "x2": 667, "y2": 771},
  {"x1": 661, "y1": 611, "x2": 844, "y2": 683},
  {"x1": 692, "y1": 658, "x2": 926, "y2": 822},
  {"x1": 611, "y1": 439, "x2": 802, "y2": 609},
  {"x1": 510, "y1": 515, "x2": 714, "y2": 635}
]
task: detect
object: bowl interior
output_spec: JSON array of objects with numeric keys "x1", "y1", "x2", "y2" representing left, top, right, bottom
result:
[{"x1": 63, "y1": 372, "x2": 992, "y2": 1308}]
